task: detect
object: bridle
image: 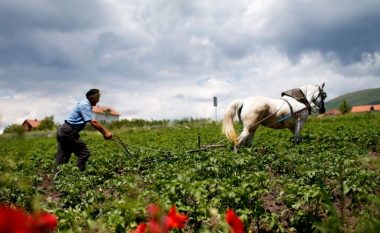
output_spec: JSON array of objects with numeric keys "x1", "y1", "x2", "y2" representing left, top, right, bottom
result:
[{"x1": 311, "y1": 87, "x2": 327, "y2": 114}]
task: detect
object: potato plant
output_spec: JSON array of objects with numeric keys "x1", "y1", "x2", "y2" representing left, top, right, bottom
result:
[{"x1": 1, "y1": 113, "x2": 379, "y2": 232}]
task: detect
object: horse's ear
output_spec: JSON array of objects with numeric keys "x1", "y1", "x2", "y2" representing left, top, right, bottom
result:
[{"x1": 321, "y1": 82, "x2": 325, "y2": 88}]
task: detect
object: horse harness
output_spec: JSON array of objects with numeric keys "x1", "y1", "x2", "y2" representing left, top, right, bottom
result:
[
  {"x1": 277, "y1": 88, "x2": 311, "y2": 123},
  {"x1": 236, "y1": 88, "x2": 319, "y2": 125}
]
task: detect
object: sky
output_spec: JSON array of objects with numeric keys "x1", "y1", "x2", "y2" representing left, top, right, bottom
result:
[{"x1": 1, "y1": 0, "x2": 380, "y2": 132}]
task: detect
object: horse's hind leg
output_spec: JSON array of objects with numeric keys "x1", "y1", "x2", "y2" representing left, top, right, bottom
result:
[
  {"x1": 234, "y1": 127, "x2": 257, "y2": 153},
  {"x1": 234, "y1": 106, "x2": 265, "y2": 152},
  {"x1": 233, "y1": 129, "x2": 250, "y2": 153},
  {"x1": 238, "y1": 128, "x2": 252, "y2": 145}
]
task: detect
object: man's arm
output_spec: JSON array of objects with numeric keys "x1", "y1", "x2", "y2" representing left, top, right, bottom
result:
[{"x1": 90, "y1": 119, "x2": 113, "y2": 139}]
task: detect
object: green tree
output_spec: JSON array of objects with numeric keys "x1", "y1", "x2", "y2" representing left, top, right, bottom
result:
[
  {"x1": 3, "y1": 123, "x2": 25, "y2": 136},
  {"x1": 339, "y1": 99, "x2": 351, "y2": 114},
  {"x1": 37, "y1": 115, "x2": 56, "y2": 131}
]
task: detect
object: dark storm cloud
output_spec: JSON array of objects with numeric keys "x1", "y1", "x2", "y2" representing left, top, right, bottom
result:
[
  {"x1": 0, "y1": 0, "x2": 114, "y2": 95},
  {"x1": 175, "y1": 1, "x2": 380, "y2": 65},
  {"x1": 0, "y1": 0, "x2": 109, "y2": 33},
  {"x1": 280, "y1": 1, "x2": 380, "y2": 64}
]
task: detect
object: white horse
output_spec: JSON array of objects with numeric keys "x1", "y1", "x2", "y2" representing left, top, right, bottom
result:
[{"x1": 222, "y1": 83, "x2": 327, "y2": 152}]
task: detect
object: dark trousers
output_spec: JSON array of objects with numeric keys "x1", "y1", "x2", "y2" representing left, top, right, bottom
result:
[{"x1": 56, "y1": 122, "x2": 90, "y2": 171}]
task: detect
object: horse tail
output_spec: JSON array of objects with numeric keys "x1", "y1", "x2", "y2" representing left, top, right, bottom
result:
[{"x1": 222, "y1": 99, "x2": 244, "y2": 145}]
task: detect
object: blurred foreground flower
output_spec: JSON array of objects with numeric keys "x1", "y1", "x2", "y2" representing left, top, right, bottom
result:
[
  {"x1": 130, "y1": 223, "x2": 147, "y2": 233},
  {"x1": 146, "y1": 204, "x2": 161, "y2": 220},
  {"x1": 164, "y1": 206, "x2": 188, "y2": 230},
  {"x1": 0, "y1": 204, "x2": 58, "y2": 233},
  {"x1": 225, "y1": 209, "x2": 245, "y2": 233},
  {"x1": 130, "y1": 204, "x2": 188, "y2": 233},
  {"x1": 34, "y1": 212, "x2": 59, "y2": 232}
]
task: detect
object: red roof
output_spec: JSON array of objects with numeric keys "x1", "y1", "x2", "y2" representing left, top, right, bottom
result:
[
  {"x1": 22, "y1": 119, "x2": 41, "y2": 128},
  {"x1": 23, "y1": 119, "x2": 41, "y2": 128},
  {"x1": 324, "y1": 109, "x2": 341, "y2": 115},
  {"x1": 93, "y1": 106, "x2": 120, "y2": 116},
  {"x1": 351, "y1": 104, "x2": 380, "y2": 113}
]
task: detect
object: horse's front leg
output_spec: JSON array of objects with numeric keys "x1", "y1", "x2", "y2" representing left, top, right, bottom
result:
[
  {"x1": 245, "y1": 133, "x2": 254, "y2": 147},
  {"x1": 293, "y1": 118, "x2": 305, "y2": 144}
]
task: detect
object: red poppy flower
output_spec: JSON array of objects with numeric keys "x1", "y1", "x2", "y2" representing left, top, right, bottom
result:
[
  {"x1": 131, "y1": 204, "x2": 188, "y2": 233},
  {"x1": 0, "y1": 204, "x2": 59, "y2": 233},
  {"x1": 130, "y1": 223, "x2": 147, "y2": 233},
  {"x1": 164, "y1": 206, "x2": 188, "y2": 230},
  {"x1": 225, "y1": 209, "x2": 245, "y2": 233},
  {"x1": 0, "y1": 205, "x2": 33, "y2": 233},
  {"x1": 34, "y1": 212, "x2": 58, "y2": 232}
]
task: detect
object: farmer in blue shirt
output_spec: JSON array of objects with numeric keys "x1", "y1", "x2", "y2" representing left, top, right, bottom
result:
[{"x1": 55, "y1": 89, "x2": 113, "y2": 171}]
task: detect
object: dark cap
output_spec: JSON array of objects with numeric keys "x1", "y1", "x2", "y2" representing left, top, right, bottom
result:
[{"x1": 86, "y1": 89, "x2": 100, "y2": 98}]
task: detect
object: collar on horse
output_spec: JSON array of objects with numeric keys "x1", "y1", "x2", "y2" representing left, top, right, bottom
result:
[{"x1": 281, "y1": 88, "x2": 311, "y2": 115}]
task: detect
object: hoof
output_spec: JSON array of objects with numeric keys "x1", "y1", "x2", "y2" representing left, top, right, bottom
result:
[
  {"x1": 294, "y1": 138, "x2": 302, "y2": 145},
  {"x1": 233, "y1": 145, "x2": 239, "y2": 154}
]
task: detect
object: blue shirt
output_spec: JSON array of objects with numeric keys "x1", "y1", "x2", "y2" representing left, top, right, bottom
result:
[{"x1": 65, "y1": 99, "x2": 95, "y2": 131}]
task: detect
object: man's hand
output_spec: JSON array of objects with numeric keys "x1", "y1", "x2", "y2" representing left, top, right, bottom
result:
[{"x1": 104, "y1": 131, "x2": 113, "y2": 140}]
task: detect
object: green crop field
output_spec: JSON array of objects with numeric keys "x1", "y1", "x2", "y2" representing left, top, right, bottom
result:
[{"x1": 1, "y1": 113, "x2": 380, "y2": 232}]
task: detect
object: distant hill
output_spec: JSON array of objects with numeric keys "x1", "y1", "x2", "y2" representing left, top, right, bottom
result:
[{"x1": 325, "y1": 87, "x2": 380, "y2": 111}]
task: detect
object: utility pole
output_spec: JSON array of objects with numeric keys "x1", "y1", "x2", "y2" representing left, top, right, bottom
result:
[{"x1": 213, "y1": 96, "x2": 218, "y2": 121}]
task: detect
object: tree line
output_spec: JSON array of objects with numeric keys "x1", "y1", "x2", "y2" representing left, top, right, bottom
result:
[{"x1": 2, "y1": 100, "x2": 353, "y2": 134}]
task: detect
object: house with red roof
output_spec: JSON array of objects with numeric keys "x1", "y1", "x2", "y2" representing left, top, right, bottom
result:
[
  {"x1": 22, "y1": 119, "x2": 41, "y2": 131},
  {"x1": 350, "y1": 104, "x2": 380, "y2": 113},
  {"x1": 93, "y1": 106, "x2": 120, "y2": 123}
]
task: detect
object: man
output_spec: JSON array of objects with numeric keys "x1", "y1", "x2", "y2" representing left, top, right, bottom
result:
[{"x1": 55, "y1": 89, "x2": 113, "y2": 171}]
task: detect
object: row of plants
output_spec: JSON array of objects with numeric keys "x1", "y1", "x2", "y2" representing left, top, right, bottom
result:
[{"x1": 0, "y1": 113, "x2": 379, "y2": 232}]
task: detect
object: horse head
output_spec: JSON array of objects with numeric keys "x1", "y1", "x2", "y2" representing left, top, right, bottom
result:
[{"x1": 310, "y1": 83, "x2": 327, "y2": 114}]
